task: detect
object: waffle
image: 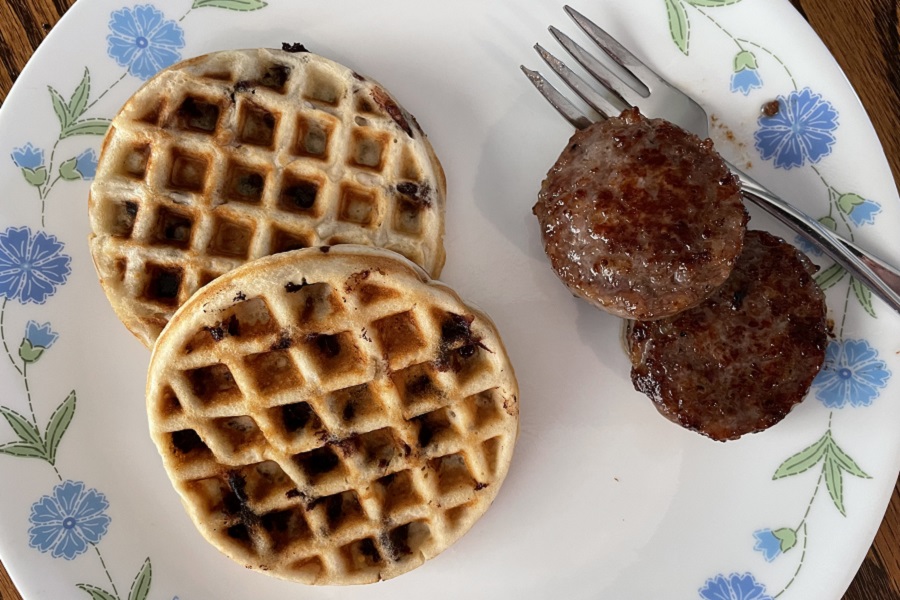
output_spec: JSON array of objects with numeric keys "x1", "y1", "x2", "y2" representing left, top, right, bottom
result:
[
  {"x1": 146, "y1": 245, "x2": 519, "y2": 584},
  {"x1": 89, "y1": 48, "x2": 447, "y2": 347}
]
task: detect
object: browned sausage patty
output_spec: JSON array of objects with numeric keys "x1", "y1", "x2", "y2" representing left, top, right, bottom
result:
[
  {"x1": 628, "y1": 230, "x2": 829, "y2": 441},
  {"x1": 533, "y1": 108, "x2": 747, "y2": 319}
]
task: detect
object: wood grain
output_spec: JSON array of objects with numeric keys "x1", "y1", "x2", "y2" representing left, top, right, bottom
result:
[{"x1": 0, "y1": 1, "x2": 897, "y2": 599}]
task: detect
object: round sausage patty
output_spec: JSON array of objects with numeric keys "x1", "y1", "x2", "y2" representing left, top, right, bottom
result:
[
  {"x1": 628, "y1": 230, "x2": 830, "y2": 441},
  {"x1": 533, "y1": 108, "x2": 747, "y2": 320}
]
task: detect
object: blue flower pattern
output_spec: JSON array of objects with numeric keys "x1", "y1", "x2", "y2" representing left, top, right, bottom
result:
[
  {"x1": 28, "y1": 480, "x2": 111, "y2": 560},
  {"x1": 25, "y1": 321, "x2": 58, "y2": 350},
  {"x1": 731, "y1": 68, "x2": 763, "y2": 95},
  {"x1": 754, "y1": 88, "x2": 839, "y2": 169},
  {"x1": 847, "y1": 198, "x2": 881, "y2": 226},
  {"x1": 10, "y1": 143, "x2": 44, "y2": 170},
  {"x1": 812, "y1": 339, "x2": 890, "y2": 408},
  {"x1": 106, "y1": 5, "x2": 185, "y2": 81},
  {"x1": 699, "y1": 573, "x2": 773, "y2": 600},
  {"x1": 74, "y1": 149, "x2": 98, "y2": 180},
  {"x1": 0, "y1": 227, "x2": 71, "y2": 305},
  {"x1": 752, "y1": 530, "x2": 782, "y2": 562}
]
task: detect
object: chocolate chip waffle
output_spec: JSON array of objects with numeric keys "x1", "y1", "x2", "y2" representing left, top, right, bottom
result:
[
  {"x1": 146, "y1": 245, "x2": 519, "y2": 584},
  {"x1": 89, "y1": 48, "x2": 447, "y2": 347}
]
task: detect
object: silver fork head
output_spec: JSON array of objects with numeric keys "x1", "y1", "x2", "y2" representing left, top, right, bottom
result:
[{"x1": 524, "y1": 5, "x2": 710, "y2": 139}]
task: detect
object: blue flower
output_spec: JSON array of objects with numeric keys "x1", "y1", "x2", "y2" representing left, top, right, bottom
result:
[
  {"x1": 20, "y1": 320, "x2": 59, "y2": 363},
  {"x1": 847, "y1": 199, "x2": 881, "y2": 226},
  {"x1": 74, "y1": 149, "x2": 98, "y2": 180},
  {"x1": 28, "y1": 480, "x2": 111, "y2": 560},
  {"x1": 107, "y1": 5, "x2": 185, "y2": 81},
  {"x1": 754, "y1": 88, "x2": 839, "y2": 170},
  {"x1": 813, "y1": 339, "x2": 890, "y2": 408},
  {"x1": 0, "y1": 227, "x2": 71, "y2": 305},
  {"x1": 10, "y1": 143, "x2": 44, "y2": 170},
  {"x1": 794, "y1": 234, "x2": 823, "y2": 257},
  {"x1": 731, "y1": 69, "x2": 763, "y2": 96},
  {"x1": 752, "y1": 530, "x2": 782, "y2": 562},
  {"x1": 25, "y1": 320, "x2": 58, "y2": 350},
  {"x1": 699, "y1": 573, "x2": 773, "y2": 600}
]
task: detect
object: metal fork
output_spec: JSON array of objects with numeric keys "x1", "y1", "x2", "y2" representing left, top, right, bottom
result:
[{"x1": 521, "y1": 5, "x2": 900, "y2": 316}]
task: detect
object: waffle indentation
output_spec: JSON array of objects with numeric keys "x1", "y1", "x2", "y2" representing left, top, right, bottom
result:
[
  {"x1": 350, "y1": 128, "x2": 387, "y2": 170},
  {"x1": 261, "y1": 508, "x2": 312, "y2": 551},
  {"x1": 176, "y1": 97, "x2": 221, "y2": 133},
  {"x1": 187, "y1": 363, "x2": 241, "y2": 406},
  {"x1": 293, "y1": 446, "x2": 347, "y2": 486},
  {"x1": 325, "y1": 383, "x2": 379, "y2": 428},
  {"x1": 412, "y1": 407, "x2": 457, "y2": 454},
  {"x1": 338, "y1": 185, "x2": 378, "y2": 227},
  {"x1": 144, "y1": 264, "x2": 182, "y2": 306},
  {"x1": 374, "y1": 470, "x2": 422, "y2": 518},
  {"x1": 212, "y1": 416, "x2": 263, "y2": 455},
  {"x1": 384, "y1": 521, "x2": 430, "y2": 562},
  {"x1": 258, "y1": 63, "x2": 291, "y2": 93},
  {"x1": 121, "y1": 144, "x2": 150, "y2": 178},
  {"x1": 106, "y1": 201, "x2": 138, "y2": 237},
  {"x1": 154, "y1": 207, "x2": 194, "y2": 249},
  {"x1": 372, "y1": 310, "x2": 427, "y2": 366},
  {"x1": 279, "y1": 173, "x2": 321, "y2": 216},
  {"x1": 341, "y1": 537, "x2": 383, "y2": 573},
  {"x1": 303, "y1": 332, "x2": 364, "y2": 384},
  {"x1": 208, "y1": 216, "x2": 253, "y2": 259},
  {"x1": 224, "y1": 161, "x2": 266, "y2": 205},
  {"x1": 239, "y1": 102, "x2": 278, "y2": 148},
  {"x1": 429, "y1": 453, "x2": 476, "y2": 498},
  {"x1": 273, "y1": 401, "x2": 324, "y2": 444},
  {"x1": 169, "y1": 150, "x2": 208, "y2": 193},
  {"x1": 270, "y1": 227, "x2": 312, "y2": 254},
  {"x1": 320, "y1": 490, "x2": 366, "y2": 534},
  {"x1": 244, "y1": 350, "x2": 302, "y2": 392},
  {"x1": 294, "y1": 113, "x2": 336, "y2": 159},
  {"x1": 391, "y1": 362, "x2": 444, "y2": 416}
]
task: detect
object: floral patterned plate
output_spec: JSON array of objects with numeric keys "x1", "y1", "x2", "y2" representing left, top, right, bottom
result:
[{"x1": 0, "y1": 1, "x2": 898, "y2": 599}]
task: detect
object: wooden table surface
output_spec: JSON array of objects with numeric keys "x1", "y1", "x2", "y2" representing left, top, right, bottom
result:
[{"x1": 0, "y1": 0, "x2": 897, "y2": 598}]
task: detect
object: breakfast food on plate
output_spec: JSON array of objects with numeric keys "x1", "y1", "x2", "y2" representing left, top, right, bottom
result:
[
  {"x1": 145, "y1": 245, "x2": 519, "y2": 584},
  {"x1": 89, "y1": 48, "x2": 446, "y2": 347},
  {"x1": 628, "y1": 230, "x2": 829, "y2": 441},
  {"x1": 532, "y1": 107, "x2": 748, "y2": 320}
]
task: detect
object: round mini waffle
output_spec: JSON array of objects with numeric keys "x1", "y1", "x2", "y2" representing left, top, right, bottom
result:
[
  {"x1": 90, "y1": 48, "x2": 446, "y2": 347},
  {"x1": 146, "y1": 245, "x2": 519, "y2": 584}
]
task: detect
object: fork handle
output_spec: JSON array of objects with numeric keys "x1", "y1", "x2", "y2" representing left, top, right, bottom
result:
[{"x1": 731, "y1": 163, "x2": 900, "y2": 314}]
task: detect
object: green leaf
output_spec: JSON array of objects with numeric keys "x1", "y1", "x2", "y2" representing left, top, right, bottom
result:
[
  {"x1": 837, "y1": 193, "x2": 866, "y2": 215},
  {"x1": 59, "y1": 158, "x2": 81, "y2": 181},
  {"x1": 48, "y1": 85, "x2": 71, "y2": 129},
  {"x1": 192, "y1": 0, "x2": 268, "y2": 10},
  {"x1": 22, "y1": 166, "x2": 48, "y2": 187},
  {"x1": 773, "y1": 431, "x2": 830, "y2": 479},
  {"x1": 818, "y1": 215, "x2": 838, "y2": 231},
  {"x1": 851, "y1": 277, "x2": 876, "y2": 318},
  {"x1": 18, "y1": 339, "x2": 44, "y2": 363},
  {"x1": 129, "y1": 558, "x2": 152, "y2": 600},
  {"x1": 61, "y1": 119, "x2": 112, "y2": 139},
  {"x1": 68, "y1": 68, "x2": 91, "y2": 122},
  {"x1": 76, "y1": 583, "x2": 118, "y2": 600},
  {"x1": 665, "y1": 0, "x2": 690, "y2": 55},
  {"x1": 824, "y1": 454, "x2": 846, "y2": 515},
  {"x1": 45, "y1": 391, "x2": 76, "y2": 465},
  {"x1": 0, "y1": 406, "x2": 43, "y2": 446},
  {"x1": 827, "y1": 437, "x2": 871, "y2": 479},
  {"x1": 684, "y1": 0, "x2": 743, "y2": 6},
  {"x1": 772, "y1": 527, "x2": 797, "y2": 552},
  {"x1": 815, "y1": 263, "x2": 847, "y2": 290},
  {"x1": 733, "y1": 50, "x2": 757, "y2": 72},
  {"x1": 0, "y1": 441, "x2": 47, "y2": 459}
]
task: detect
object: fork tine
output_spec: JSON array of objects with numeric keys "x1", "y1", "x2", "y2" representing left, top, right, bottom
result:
[
  {"x1": 520, "y1": 66, "x2": 594, "y2": 130},
  {"x1": 534, "y1": 43, "x2": 630, "y2": 119},
  {"x1": 564, "y1": 5, "x2": 657, "y2": 96},
  {"x1": 548, "y1": 26, "x2": 642, "y2": 108}
]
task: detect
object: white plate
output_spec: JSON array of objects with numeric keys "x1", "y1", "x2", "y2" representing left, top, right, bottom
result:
[{"x1": 1, "y1": 1, "x2": 898, "y2": 598}]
